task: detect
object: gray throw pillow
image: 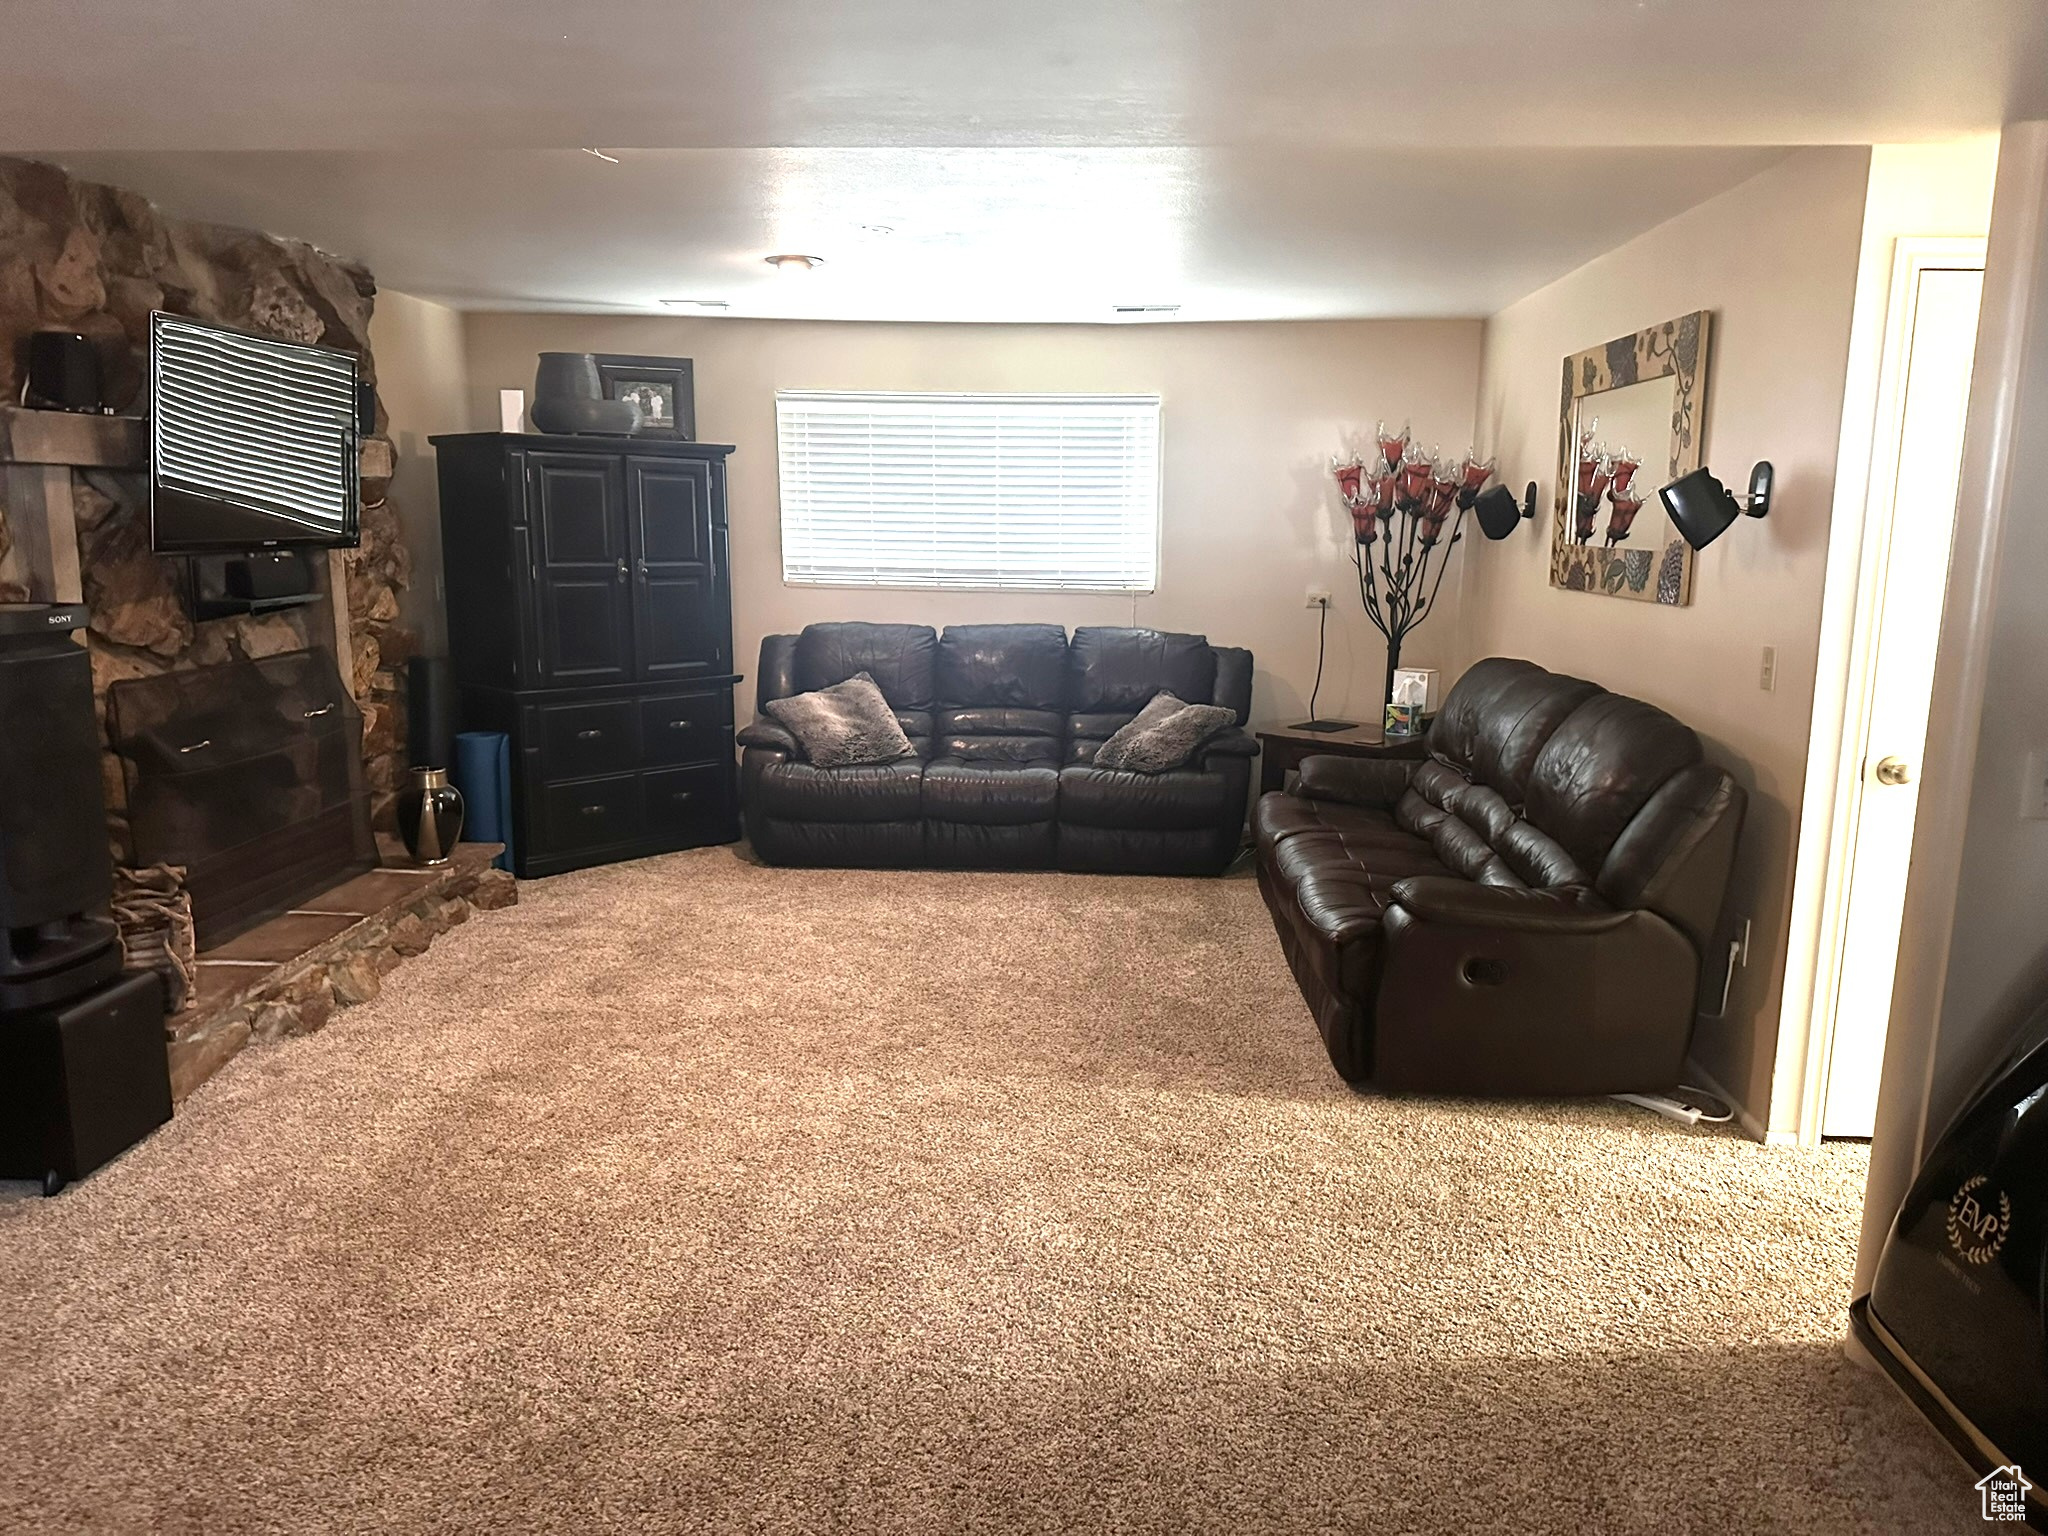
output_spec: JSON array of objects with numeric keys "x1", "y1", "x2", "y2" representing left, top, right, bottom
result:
[
  {"x1": 765, "y1": 671, "x2": 916, "y2": 768},
  {"x1": 1093, "y1": 690, "x2": 1236, "y2": 774}
]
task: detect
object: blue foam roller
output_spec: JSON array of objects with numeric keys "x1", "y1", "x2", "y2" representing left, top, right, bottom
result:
[{"x1": 453, "y1": 730, "x2": 513, "y2": 871}]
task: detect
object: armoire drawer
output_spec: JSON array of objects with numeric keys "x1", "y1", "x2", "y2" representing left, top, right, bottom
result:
[
  {"x1": 643, "y1": 763, "x2": 729, "y2": 841},
  {"x1": 542, "y1": 773, "x2": 644, "y2": 851},
  {"x1": 639, "y1": 692, "x2": 732, "y2": 768},
  {"x1": 536, "y1": 699, "x2": 637, "y2": 779}
]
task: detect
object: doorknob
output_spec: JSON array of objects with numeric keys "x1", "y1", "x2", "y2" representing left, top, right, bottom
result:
[
  {"x1": 615, "y1": 558, "x2": 628, "y2": 580},
  {"x1": 1874, "y1": 756, "x2": 1913, "y2": 786}
]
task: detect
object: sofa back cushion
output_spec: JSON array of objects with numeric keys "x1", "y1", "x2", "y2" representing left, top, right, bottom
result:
[
  {"x1": 935, "y1": 624, "x2": 1069, "y2": 764},
  {"x1": 1524, "y1": 692, "x2": 1705, "y2": 875},
  {"x1": 792, "y1": 622, "x2": 937, "y2": 755},
  {"x1": 1394, "y1": 658, "x2": 1707, "y2": 900},
  {"x1": 1065, "y1": 627, "x2": 1218, "y2": 762}
]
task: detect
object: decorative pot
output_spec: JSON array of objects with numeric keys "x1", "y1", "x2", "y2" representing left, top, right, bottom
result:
[
  {"x1": 532, "y1": 394, "x2": 642, "y2": 436},
  {"x1": 531, "y1": 353, "x2": 643, "y2": 436},
  {"x1": 396, "y1": 767, "x2": 465, "y2": 866}
]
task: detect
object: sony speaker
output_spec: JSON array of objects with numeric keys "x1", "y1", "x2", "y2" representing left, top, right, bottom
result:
[
  {"x1": 0, "y1": 613, "x2": 112, "y2": 931},
  {"x1": 408, "y1": 655, "x2": 457, "y2": 769},
  {"x1": 22, "y1": 330, "x2": 104, "y2": 414}
]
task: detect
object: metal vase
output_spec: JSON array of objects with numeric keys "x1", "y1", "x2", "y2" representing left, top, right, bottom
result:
[{"x1": 396, "y1": 766, "x2": 465, "y2": 867}]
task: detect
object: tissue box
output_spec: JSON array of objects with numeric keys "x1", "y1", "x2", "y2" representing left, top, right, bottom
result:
[{"x1": 1391, "y1": 667, "x2": 1440, "y2": 716}]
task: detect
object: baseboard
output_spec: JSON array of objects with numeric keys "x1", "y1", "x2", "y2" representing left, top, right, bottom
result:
[{"x1": 1683, "y1": 1057, "x2": 1774, "y2": 1143}]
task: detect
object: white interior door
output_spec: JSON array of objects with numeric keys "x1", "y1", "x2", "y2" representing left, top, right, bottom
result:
[{"x1": 1822, "y1": 258, "x2": 1985, "y2": 1138}]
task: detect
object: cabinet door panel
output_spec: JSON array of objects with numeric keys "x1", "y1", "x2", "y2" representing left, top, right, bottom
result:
[
  {"x1": 531, "y1": 452, "x2": 632, "y2": 686},
  {"x1": 626, "y1": 457, "x2": 727, "y2": 682}
]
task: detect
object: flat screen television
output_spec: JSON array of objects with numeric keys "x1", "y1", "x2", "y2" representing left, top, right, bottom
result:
[{"x1": 149, "y1": 312, "x2": 361, "y2": 553}]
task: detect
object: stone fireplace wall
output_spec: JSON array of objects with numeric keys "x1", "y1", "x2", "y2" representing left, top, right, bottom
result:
[{"x1": 0, "y1": 156, "x2": 417, "y2": 843}]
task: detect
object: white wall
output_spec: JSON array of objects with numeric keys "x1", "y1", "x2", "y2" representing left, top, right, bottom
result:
[
  {"x1": 367, "y1": 288, "x2": 468, "y2": 656},
  {"x1": 457, "y1": 315, "x2": 1483, "y2": 726},
  {"x1": 1458, "y1": 148, "x2": 1873, "y2": 1130}
]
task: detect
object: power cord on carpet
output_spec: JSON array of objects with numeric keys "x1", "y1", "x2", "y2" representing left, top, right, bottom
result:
[{"x1": 1610, "y1": 1088, "x2": 1735, "y2": 1128}]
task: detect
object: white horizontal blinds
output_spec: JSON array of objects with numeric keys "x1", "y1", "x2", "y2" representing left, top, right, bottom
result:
[
  {"x1": 151, "y1": 315, "x2": 357, "y2": 535},
  {"x1": 777, "y1": 391, "x2": 1161, "y2": 591}
]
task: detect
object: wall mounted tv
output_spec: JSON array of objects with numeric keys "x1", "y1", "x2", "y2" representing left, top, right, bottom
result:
[{"x1": 149, "y1": 313, "x2": 361, "y2": 553}]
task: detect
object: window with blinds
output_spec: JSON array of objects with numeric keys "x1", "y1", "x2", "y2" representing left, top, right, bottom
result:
[{"x1": 776, "y1": 391, "x2": 1161, "y2": 591}]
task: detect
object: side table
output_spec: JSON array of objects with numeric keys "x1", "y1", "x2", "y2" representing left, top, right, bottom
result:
[{"x1": 1254, "y1": 723, "x2": 1428, "y2": 797}]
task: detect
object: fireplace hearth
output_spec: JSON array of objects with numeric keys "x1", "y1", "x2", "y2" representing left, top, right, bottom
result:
[{"x1": 108, "y1": 649, "x2": 376, "y2": 948}]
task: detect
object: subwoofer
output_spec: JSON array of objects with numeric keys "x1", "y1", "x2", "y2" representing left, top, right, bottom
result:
[{"x1": 0, "y1": 968, "x2": 171, "y2": 1195}]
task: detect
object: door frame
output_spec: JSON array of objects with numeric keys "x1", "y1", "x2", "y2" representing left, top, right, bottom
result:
[{"x1": 1781, "y1": 236, "x2": 1987, "y2": 1147}]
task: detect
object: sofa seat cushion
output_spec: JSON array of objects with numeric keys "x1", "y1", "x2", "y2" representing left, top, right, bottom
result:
[
  {"x1": 1058, "y1": 763, "x2": 1231, "y2": 830},
  {"x1": 1254, "y1": 793, "x2": 1435, "y2": 856},
  {"x1": 752, "y1": 758, "x2": 923, "y2": 823},
  {"x1": 922, "y1": 758, "x2": 1059, "y2": 825}
]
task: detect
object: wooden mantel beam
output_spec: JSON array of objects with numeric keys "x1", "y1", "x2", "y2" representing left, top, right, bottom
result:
[{"x1": 0, "y1": 406, "x2": 147, "y2": 470}]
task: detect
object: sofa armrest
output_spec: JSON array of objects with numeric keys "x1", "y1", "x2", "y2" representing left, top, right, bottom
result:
[
  {"x1": 737, "y1": 717, "x2": 799, "y2": 755},
  {"x1": 1294, "y1": 754, "x2": 1414, "y2": 810},
  {"x1": 1197, "y1": 727, "x2": 1260, "y2": 763},
  {"x1": 1388, "y1": 877, "x2": 1629, "y2": 935}
]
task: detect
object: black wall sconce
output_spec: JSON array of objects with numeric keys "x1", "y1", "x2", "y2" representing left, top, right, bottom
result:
[
  {"x1": 1472, "y1": 479, "x2": 1540, "y2": 541},
  {"x1": 1660, "y1": 462, "x2": 1774, "y2": 550}
]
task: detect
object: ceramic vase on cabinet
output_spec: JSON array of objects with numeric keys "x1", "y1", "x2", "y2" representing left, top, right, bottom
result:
[{"x1": 397, "y1": 767, "x2": 465, "y2": 866}]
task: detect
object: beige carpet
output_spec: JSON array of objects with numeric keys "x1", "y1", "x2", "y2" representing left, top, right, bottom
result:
[{"x1": 0, "y1": 848, "x2": 1977, "y2": 1535}]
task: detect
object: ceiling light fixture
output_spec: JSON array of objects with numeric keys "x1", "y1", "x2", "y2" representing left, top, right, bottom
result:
[
  {"x1": 580, "y1": 148, "x2": 620, "y2": 164},
  {"x1": 764, "y1": 253, "x2": 825, "y2": 274},
  {"x1": 660, "y1": 298, "x2": 731, "y2": 310}
]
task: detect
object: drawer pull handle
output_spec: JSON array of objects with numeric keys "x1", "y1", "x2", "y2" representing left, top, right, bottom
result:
[
  {"x1": 671, "y1": 790, "x2": 692, "y2": 802},
  {"x1": 304, "y1": 704, "x2": 335, "y2": 720},
  {"x1": 579, "y1": 804, "x2": 605, "y2": 816},
  {"x1": 576, "y1": 728, "x2": 603, "y2": 741},
  {"x1": 178, "y1": 738, "x2": 212, "y2": 754},
  {"x1": 666, "y1": 720, "x2": 689, "y2": 730}
]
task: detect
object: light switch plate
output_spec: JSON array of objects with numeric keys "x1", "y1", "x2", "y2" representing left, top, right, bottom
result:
[
  {"x1": 1758, "y1": 646, "x2": 1777, "y2": 692},
  {"x1": 2024, "y1": 750, "x2": 2048, "y2": 820}
]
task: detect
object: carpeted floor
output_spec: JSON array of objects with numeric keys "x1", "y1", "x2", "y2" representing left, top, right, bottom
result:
[{"x1": 0, "y1": 848, "x2": 1976, "y2": 1534}]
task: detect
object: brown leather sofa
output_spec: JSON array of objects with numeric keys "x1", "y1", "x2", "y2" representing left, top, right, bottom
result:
[
  {"x1": 739, "y1": 622, "x2": 1258, "y2": 874},
  {"x1": 1254, "y1": 657, "x2": 1745, "y2": 1095}
]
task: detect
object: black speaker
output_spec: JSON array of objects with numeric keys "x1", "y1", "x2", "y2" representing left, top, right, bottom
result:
[
  {"x1": 0, "y1": 969, "x2": 171, "y2": 1195},
  {"x1": 223, "y1": 550, "x2": 313, "y2": 601},
  {"x1": 408, "y1": 655, "x2": 457, "y2": 769},
  {"x1": 22, "y1": 330, "x2": 103, "y2": 413},
  {"x1": 0, "y1": 607, "x2": 121, "y2": 1010}
]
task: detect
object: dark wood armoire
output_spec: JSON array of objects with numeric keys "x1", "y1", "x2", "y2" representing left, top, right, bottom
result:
[{"x1": 430, "y1": 433, "x2": 740, "y2": 878}]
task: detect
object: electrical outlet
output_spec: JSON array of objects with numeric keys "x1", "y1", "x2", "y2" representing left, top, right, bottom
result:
[
  {"x1": 1305, "y1": 588, "x2": 1331, "y2": 609},
  {"x1": 2024, "y1": 751, "x2": 2048, "y2": 820},
  {"x1": 1758, "y1": 646, "x2": 1777, "y2": 692}
]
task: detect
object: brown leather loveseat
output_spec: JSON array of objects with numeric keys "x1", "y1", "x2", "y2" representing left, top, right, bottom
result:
[{"x1": 1254, "y1": 657, "x2": 1745, "y2": 1095}]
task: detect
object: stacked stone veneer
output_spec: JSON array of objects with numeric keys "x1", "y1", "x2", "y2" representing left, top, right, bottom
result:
[
  {"x1": 169, "y1": 850, "x2": 517, "y2": 1102},
  {"x1": 0, "y1": 156, "x2": 417, "y2": 841}
]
